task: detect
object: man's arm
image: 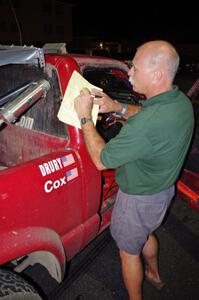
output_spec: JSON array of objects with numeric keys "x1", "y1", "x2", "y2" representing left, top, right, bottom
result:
[
  {"x1": 74, "y1": 88, "x2": 107, "y2": 170},
  {"x1": 113, "y1": 100, "x2": 142, "y2": 119},
  {"x1": 91, "y1": 89, "x2": 142, "y2": 119},
  {"x1": 80, "y1": 121, "x2": 107, "y2": 170}
]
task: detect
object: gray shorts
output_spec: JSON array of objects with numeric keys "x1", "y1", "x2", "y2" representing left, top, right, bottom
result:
[{"x1": 110, "y1": 186, "x2": 175, "y2": 255}]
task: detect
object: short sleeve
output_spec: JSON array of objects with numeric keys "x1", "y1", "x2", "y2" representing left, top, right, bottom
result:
[{"x1": 100, "y1": 122, "x2": 152, "y2": 169}]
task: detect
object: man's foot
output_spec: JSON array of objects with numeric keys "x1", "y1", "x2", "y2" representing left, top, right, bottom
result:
[{"x1": 145, "y1": 267, "x2": 165, "y2": 290}]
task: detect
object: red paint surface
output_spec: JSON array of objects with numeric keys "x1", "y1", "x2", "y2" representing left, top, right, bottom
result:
[{"x1": 0, "y1": 54, "x2": 122, "y2": 276}]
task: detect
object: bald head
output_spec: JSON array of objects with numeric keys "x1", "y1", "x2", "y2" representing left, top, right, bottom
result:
[
  {"x1": 129, "y1": 40, "x2": 180, "y2": 98},
  {"x1": 138, "y1": 40, "x2": 180, "y2": 82}
]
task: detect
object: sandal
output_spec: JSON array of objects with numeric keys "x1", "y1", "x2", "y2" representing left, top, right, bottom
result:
[{"x1": 145, "y1": 275, "x2": 166, "y2": 290}]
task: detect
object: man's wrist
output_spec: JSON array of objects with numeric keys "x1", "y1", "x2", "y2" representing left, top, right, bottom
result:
[
  {"x1": 114, "y1": 100, "x2": 127, "y2": 116},
  {"x1": 80, "y1": 116, "x2": 93, "y2": 126}
]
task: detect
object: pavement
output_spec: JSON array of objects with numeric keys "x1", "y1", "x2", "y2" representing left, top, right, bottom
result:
[{"x1": 51, "y1": 197, "x2": 199, "y2": 300}]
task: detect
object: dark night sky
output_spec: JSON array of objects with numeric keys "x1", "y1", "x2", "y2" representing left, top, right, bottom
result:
[{"x1": 72, "y1": 1, "x2": 198, "y2": 44}]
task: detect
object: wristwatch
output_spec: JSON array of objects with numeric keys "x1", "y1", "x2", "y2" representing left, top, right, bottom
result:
[
  {"x1": 80, "y1": 117, "x2": 93, "y2": 125},
  {"x1": 114, "y1": 102, "x2": 127, "y2": 116}
]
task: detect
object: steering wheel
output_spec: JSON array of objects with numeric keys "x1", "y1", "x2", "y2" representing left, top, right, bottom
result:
[{"x1": 97, "y1": 113, "x2": 124, "y2": 142}]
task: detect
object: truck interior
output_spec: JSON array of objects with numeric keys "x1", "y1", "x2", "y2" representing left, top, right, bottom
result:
[
  {"x1": 0, "y1": 46, "x2": 142, "y2": 169},
  {"x1": 83, "y1": 67, "x2": 142, "y2": 142},
  {"x1": 0, "y1": 63, "x2": 67, "y2": 169}
]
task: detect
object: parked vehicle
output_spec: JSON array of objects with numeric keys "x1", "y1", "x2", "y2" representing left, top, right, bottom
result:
[
  {"x1": 0, "y1": 45, "x2": 198, "y2": 300},
  {"x1": 177, "y1": 78, "x2": 199, "y2": 213},
  {"x1": 0, "y1": 45, "x2": 139, "y2": 299}
]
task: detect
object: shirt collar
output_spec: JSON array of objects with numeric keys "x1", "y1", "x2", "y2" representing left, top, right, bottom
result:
[{"x1": 140, "y1": 86, "x2": 179, "y2": 107}]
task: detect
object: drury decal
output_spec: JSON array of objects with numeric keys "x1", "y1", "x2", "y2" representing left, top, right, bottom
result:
[{"x1": 39, "y1": 154, "x2": 75, "y2": 176}]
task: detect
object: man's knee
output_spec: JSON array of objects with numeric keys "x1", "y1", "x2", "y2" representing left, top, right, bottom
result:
[{"x1": 120, "y1": 250, "x2": 140, "y2": 262}]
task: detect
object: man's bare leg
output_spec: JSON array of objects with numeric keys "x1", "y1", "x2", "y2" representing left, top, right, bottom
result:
[
  {"x1": 120, "y1": 250, "x2": 143, "y2": 300},
  {"x1": 142, "y1": 234, "x2": 164, "y2": 284}
]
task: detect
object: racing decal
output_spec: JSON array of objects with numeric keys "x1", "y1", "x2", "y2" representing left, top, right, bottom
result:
[
  {"x1": 38, "y1": 154, "x2": 75, "y2": 176},
  {"x1": 66, "y1": 167, "x2": 78, "y2": 182}
]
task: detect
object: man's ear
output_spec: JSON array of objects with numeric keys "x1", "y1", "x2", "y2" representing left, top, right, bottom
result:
[{"x1": 152, "y1": 70, "x2": 162, "y2": 83}]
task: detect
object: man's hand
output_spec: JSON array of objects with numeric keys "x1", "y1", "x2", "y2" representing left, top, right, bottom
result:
[
  {"x1": 74, "y1": 88, "x2": 93, "y2": 119},
  {"x1": 91, "y1": 89, "x2": 116, "y2": 113},
  {"x1": 74, "y1": 89, "x2": 106, "y2": 171},
  {"x1": 90, "y1": 88, "x2": 142, "y2": 119}
]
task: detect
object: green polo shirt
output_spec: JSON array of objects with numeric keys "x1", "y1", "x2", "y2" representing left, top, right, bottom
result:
[{"x1": 100, "y1": 86, "x2": 194, "y2": 195}]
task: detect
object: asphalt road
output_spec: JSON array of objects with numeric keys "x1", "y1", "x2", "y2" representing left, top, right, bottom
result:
[{"x1": 50, "y1": 197, "x2": 199, "y2": 300}]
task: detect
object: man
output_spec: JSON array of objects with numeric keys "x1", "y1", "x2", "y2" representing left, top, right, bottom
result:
[{"x1": 74, "y1": 40, "x2": 194, "y2": 300}]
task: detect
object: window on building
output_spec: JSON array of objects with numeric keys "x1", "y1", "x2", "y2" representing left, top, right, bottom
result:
[
  {"x1": 42, "y1": 0, "x2": 52, "y2": 13},
  {"x1": 11, "y1": 21, "x2": 17, "y2": 33},
  {"x1": 44, "y1": 24, "x2": 53, "y2": 35},
  {"x1": 13, "y1": 0, "x2": 21, "y2": 8},
  {"x1": 56, "y1": 25, "x2": 64, "y2": 35},
  {"x1": 56, "y1": 3, "x2": 64, "y2": 15},
  {"x1": 0, "y1": 21, "x2": 6, "y2": 31}
]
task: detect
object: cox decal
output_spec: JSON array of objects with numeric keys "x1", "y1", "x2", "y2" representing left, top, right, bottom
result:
[
  {"x1": 44, "y1": 168, "x2": 78, "y2": 193},
  {"x1": 44, "y1": 176, "x2": 66, "y2": 193}
]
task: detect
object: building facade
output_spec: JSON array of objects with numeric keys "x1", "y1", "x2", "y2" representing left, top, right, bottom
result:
[{"x1": 0, "y1": 0, "x2": 73, "y2": 47}]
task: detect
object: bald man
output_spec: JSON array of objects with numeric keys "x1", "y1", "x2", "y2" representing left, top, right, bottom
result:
[{"x1": 74, "y1": 40, "x2": 194, "y2": 300}]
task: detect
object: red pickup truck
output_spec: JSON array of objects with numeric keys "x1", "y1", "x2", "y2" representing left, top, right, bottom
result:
[
  {"x1": 0, "y1": 46, "x2": 139, "y2": 299},
  {"x1": 0, "y1": 46, "x2": 198, "y2": 300}
]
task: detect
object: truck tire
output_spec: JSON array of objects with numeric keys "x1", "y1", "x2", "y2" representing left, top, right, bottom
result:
[{"x1": 0, "y1": 269, "x2": 43, "y2": 300}]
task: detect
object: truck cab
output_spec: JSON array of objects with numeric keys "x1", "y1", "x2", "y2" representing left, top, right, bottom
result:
[{"x1": 0, "y1": 45, "x2": 138, "y2": 299}]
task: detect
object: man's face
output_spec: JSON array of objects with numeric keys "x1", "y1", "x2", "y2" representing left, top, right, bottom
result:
[{"x1": 128, "y1": 48, "x2": 153, "y2": 96}]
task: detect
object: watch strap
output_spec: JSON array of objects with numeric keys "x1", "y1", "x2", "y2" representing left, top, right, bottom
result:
[{"x1": 115, "y1": 103, "x2": 127, "y2": 116}]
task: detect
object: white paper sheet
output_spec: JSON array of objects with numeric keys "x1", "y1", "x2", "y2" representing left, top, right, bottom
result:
[{"x1": 57, "y1": 70, "x2": 102, "y2": 128}]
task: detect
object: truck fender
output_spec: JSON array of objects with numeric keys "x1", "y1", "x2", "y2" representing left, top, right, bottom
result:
[
  {"x1": 1, "y1": 227, "x2": 66, "y2": 282},
  {"x1": 14, "y1": 250, "x2": 63, "y2": 283}
]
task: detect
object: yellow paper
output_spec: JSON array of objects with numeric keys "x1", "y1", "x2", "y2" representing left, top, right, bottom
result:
[{"x1": 57, "y1": 70, "x2": 102, "y2": 128}]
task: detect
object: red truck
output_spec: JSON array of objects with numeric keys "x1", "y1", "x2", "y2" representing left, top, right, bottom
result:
[
  {"x1": 0, "y1": 45, "x2": 198, "y2": 300},
  {"x1": 0, "y1": 45, "x2": 138, "y2": 299}
]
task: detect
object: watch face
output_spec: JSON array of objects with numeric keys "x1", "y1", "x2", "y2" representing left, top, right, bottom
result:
[
  {"x1": 81, "y1": 117, "x2": 87, "y2": 125},
  {"x1": 80, "y1": 117, "x2": 92, "y2": 125}
]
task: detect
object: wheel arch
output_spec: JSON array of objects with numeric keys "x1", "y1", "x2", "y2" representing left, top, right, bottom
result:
[{"x1": 0, "y1": 227, "x2": 66, "y2": 282}]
